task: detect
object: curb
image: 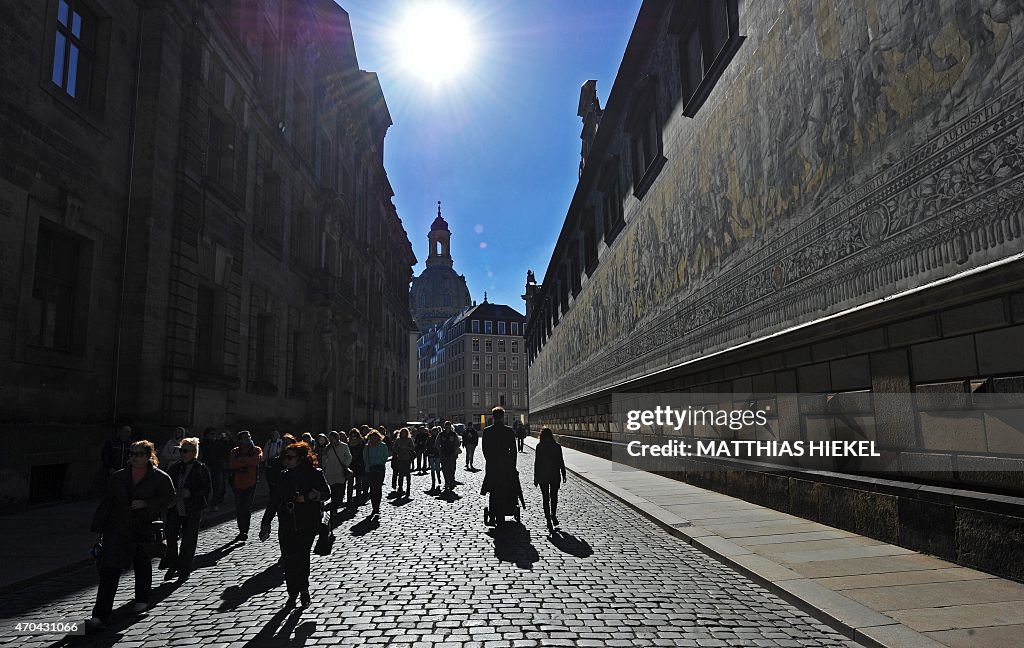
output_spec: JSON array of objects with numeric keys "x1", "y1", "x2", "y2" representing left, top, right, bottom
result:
[
  {"x1": 535, "y1": 442, "x2": 944, "y2": 648},
  {"x1": 0, "y1": 496, "x2": 269, "y2": 596}
]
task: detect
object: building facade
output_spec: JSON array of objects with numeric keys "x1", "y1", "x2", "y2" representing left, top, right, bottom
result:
[
  {"x1": 527, "y1": 0, "x2": 1024, "y2": 578},
  {"x1": 418, "y1": 300, "x2": 528, "y2": 428},
  {"x1": 0, "y1": 0, "x2": 415, "y2": 509}
]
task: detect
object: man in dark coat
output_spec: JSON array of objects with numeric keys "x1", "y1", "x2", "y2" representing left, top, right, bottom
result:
[
  {"x1": 481, "y1": 406, "x2": 517, "y2": 497},
  {"x1": 100, "y1": 425, "x2": 133, "y2": 475}
]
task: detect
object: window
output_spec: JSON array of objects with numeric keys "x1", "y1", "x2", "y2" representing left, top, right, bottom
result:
[
  {"x1": 499, "y1": 392, "x2": 506, "y2": 407},
  {"x1": 207, "y1": 111, "x2": 237, "y2": 189},
  {"x1": 485, "y1": 374, "x2": 493, "y2": 388},
  {"x1": 472, "y1": 373, "x2": 480, "y2": 387},
  {"x1": 471, "y1": 319, "x2": 480, "y2": 333},
  {"x1": 287, "y1": 330, "x2": 306, "y2": 396},
  {"x1": 472, "y1": 355, "x2": 480, "y2": 370},
  {"x1": 254, "y1": 138, "x2": 283, "y2": 245},
  {"x1": 472, "y1": 338, "x2": 479, "y2": 352},
  {"x1": 600, "y1": 159, "x2": 625, "y2": 243},
  {"x1": 498, "y1": 356, "x2": 507, "y2": 371},
  {"x1": 485, "y1": 391, "x2": 493, "y2": 407},
  {"x1": 195, "y1": 286, "x2": 225, "y2": 374},
  {"x1": 511, "y1": 341, "x2": 518, "y2": 354},
  {"x1": 255, "y1": 313, "x2": 276, "y2": 385},
  {"x1": 31, "y1": 225, "x2": 80, "y2": 351},
  {"x1": 485, "y1": 320, "x2": 493, "y2": 334},
  {"x1": 512, "y1": 356, "x2": 519, "y2": 371},
  {"x1": 472, "y1": 391, "x2": 480, "y2": 407},
  {"x1": 512, "y1": 374, "x2": 519, "y2": 388},
  {"x1": 497, "y1": 339, "x2": 506, "y2": 353},
  {"x1": 498, "y1": 374, "x2": 506, "y2": 388},
  {"x1": 627, "y1": 77, "x2": 665, "y2": 198},
  {"x1": 485, "y1": 356, "x2": 493, "y2": 370},
  {"x1": 583, "y1": 208, "x2": 598, "y2": 274},
  {"x1": 511, "y1": 322, "x2": 519, "y2": 336},
  {"x1": 51, "y1": 0, "x2": 97, "y2": 105},
  {"x1": 484, "y1": 339, "x2": 493, "y2": 353},
  {"x1": 498, "y1": 321, "x2": 506, "y2": 335},
  {"x1": 672, "y1": 0, "x2": 743, "y2": 117}
]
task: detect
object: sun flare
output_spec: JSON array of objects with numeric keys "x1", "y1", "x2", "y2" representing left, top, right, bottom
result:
[{"x1": 394, "y1": 3, "x2": 475, "y2": 86}]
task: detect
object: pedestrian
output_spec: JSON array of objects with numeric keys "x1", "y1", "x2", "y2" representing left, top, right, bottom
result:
[
  {"x1": 381, "y1": 425, "x2": 395, "y2": 449},
  {"x1": 86, "y1": 440, "x2": 175, "y2": 632},
  {"x1": 346, "y1": 428, "x2": 365, "y2": 505},
  {"x1": 462, "y1": 424, "x2": 479, "y2": 470},
  {"x1": 320, "y1": 431, "x2": 352, "y2": 519},
  {"x1": 534, "y1": 427, "x2": 567, "y2": 529},
  {"x1": 516, "y1": 422, "x2": 528, "y2": 453},
  {"x1": 263, "y1": 430, "x2": 283, "y2": 470},
  {"x1": 258, "y1": 441, "x2": 330, "y2": 608},
  {"x1": 435, "y1": 422, "x2": 461, "y2": 492},
  {"x1": 481, "y1": 406, "x2": 517, "y2": 491},
  {"x1": 159, "y1": 427, "x2": 186, "y2": 469},
  {"x1": 228, "y1": 430, "x2": 262, "y2": 541},
  {"x1": 101, "y1": 425, "x2": 134, "y2": 475},
  {"x1": 391, "y1": 428, "x2": 415, "y2": 497},
  {"x1": 161, "y1": 437, "x2": 211, "y2": 582},
  {"x1": 315, "y1": 434, "x2": 330, "y2": 464},
  {"x1": 426, "y1": 426, "x2": 443, "y2": 492},
  {"x1": 414, "y1": 426, "x2": 429, "y2": 473},
  {"x1": 362, "y1": 430, "x2": 390, "y2": 518},
  {"x1": 264, "y1": 433, "x2": 298, "y2": 494},
  {"x1": 301, "y1": 432, "x2": 314, "y2": 445},
  {"x1": 203, "y1": 428, "x2": 229, "y2": 511}
]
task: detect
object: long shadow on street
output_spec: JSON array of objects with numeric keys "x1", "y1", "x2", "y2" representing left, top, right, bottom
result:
[
  {"x1": 547, "y1": 529, "x2": 593, "y2": 558},
  {"x1": 243, "y1": 607, "x2": 316, "y2": 648},
  {"x1": 218, "y1": 563, "x2": 284, "y2": 612},
  {"x1": 487, "y1": 522, "x2": 539, "y2": 569}
]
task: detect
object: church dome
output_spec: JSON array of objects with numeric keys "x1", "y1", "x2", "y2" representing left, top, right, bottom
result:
[{"x1": 410, "y1": 266, "x2": 471, "y2": 332}]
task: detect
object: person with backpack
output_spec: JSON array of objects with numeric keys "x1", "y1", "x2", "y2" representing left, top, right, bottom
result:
[
  {"x1": 435, "y1": 422, "x2": 462, "y2": 492},
  {"x1": 391, "y1": 428, "x2": 416, "y2": 497},
  {"x1": 413, "y1": 426, "x2": 429, "y2": 473},
  {"x1": 462, "y1": 425, "x2": 479, "y2": 470},
  {"x1": 319, "y1": 431, "x2": 352, "y2": 520}
]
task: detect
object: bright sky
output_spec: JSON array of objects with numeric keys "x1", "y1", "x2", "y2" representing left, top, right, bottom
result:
[{"x1": 338, "y1": 0, "x2": 643, "y2": 313}]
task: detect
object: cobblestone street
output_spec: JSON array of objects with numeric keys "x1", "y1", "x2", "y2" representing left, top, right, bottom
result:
[{"x1": 0, "y1": 449, "x2": 860, "y2": 648}]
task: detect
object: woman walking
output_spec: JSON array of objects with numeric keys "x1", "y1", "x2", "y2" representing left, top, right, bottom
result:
[
  {"x1": 391, "y1": 428, "x2": 415, "y2": 497},
  {"x1": 258, "y1": 442, "x2": 330, "y2": 608},
  {"x1": 87, "y1": 440, "x2": 175, "y2": 632},
  {"x1": 362, "y1": 430, "x2": 391, "y2": 518},
  {"x1": 346, "y1": 428, "x2": 365, "y2": 506},
  {"x1": 426, "y1": 426, "x2": 443, "y2": 492},
  {"x1": 321, "y1": 431, "x2": 352, "y2": 519},
  {"x1": 534, "y1": 428, "x2": 567, "y2": 530},
  {"x1": 162, "y1": 437, "x2": 211, "y2": 582}
]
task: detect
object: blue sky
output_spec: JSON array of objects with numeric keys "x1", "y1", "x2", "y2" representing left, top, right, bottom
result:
[{"x1": 338, "y1": 0, "x2": 643, "y2": 313}]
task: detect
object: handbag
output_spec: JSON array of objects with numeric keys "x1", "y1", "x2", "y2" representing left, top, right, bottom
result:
[
  {"x1": 313, "y1": 511, "x2": 334, "y2": 556},
  {"x1": 135, "y1": 518, "x2": 167, "y2": 559}
]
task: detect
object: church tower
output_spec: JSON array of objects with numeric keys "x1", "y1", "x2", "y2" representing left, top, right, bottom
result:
[
  {"x1": 426, "y1": 201, "x2": 453, "y2": 268},
  {"x1": 409, "y1": 201, "x2": 472, "y2": 333}
]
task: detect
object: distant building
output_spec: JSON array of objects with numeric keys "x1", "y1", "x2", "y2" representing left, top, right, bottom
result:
[
  {"x1": 418, "y1": 297, "x2": 528, "y2": 428},
  {"x1": 409, "y1": 204, "x2": 472, "y2": 333},
  {"x1": 527, "y1": 1, "x2": 1024, "y2": 579},
  {"x1": 0, "y1": 0, "x2": 415, "y2": 509}
]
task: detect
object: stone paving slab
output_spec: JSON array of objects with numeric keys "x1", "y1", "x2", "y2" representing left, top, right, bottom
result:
[{"x1": 535, "y1": 438, "x2": 1021, "y2": 648}]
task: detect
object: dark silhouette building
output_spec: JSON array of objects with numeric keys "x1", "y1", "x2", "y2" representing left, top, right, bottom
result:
[
  {"x1": 0, "y1": 0, "x2": 415, "y2": 509},
  {"x1": 409, "y1": 203, "x2": 472, "y2": 333}
]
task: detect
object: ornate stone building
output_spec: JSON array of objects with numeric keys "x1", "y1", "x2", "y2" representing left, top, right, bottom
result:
[
  {"x1": 0, "y1": 0, "x2": 415, "y2": 509},
  {"x1": 417, "y1": 298, "x2": 528, "y2": 427},
  {"x1": 527, "y1": 0, "x2": 1024, "y2": 579},
  {"x1": 409, "y1": 204, "x2": 472, "y2": 333}
]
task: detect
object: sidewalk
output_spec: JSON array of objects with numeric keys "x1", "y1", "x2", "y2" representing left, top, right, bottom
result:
[
  {"x1": 526, "y1": 437, "x2": 1024, "y2": 648},
  {"x1": 0, "y1": 486, "x2": 269, "y2": 592}
]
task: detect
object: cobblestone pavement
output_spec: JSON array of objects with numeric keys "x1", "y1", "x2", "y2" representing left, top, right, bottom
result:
[{"x1": 0, "y1": 449, "x2": 862, "y2": 648}]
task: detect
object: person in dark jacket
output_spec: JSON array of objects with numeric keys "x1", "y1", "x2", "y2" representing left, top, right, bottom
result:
[
  {"x1": 86, "y1": 440, "x2": 175, "y2": 632},
  {"x1": 481, "y1": 407, "x2": 517, "y2": 496},
  {"x1": 100, "y1": 425, "x2": 134, "y2": 475},
  {"x1": 203, "y1": 428, "x2": 230, "y2": 510},
  {"x1": 258, "y1": 442, "x2": 330, "y2": 608},
  {"x1": 346, "y1": 428, "x2": 365, "y2": 505},
  {"x1": 161, "y1": 437, "x2": 212, "y2": 582},
  {"x1": 534, "y1": 427, "x2": 567, "y2": 530}
]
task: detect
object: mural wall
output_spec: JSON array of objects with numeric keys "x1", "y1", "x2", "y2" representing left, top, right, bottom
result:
[{"x1": 531, "y1": 0, "x2": 1024, "y2": 411}]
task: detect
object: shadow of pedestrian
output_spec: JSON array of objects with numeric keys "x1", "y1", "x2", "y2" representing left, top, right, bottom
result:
[
  {"x1": 547, "y1": 529, "x2": 593, "y2": 558},
  {"x1": 435, "y1": 491, "x2": 461, "y2": 502},
  {"x1": 329, "y1": 507, "x2": 357, "y2": 529},
  {"x1": 54, "y1": 582, "x2": 181, "y2": 647},
  {"x1": 487, "y1": 522, "x2": 539, "y2": 569},
  {"x1": 243, "y1": 607, "x2": 316, "y2": 647},
  {"x1": 388, "y1": 496, "x2": 413, "y2": 507},
  {"x1": 193, "y1": 539, "x2": 241, "y2": 569},
  {"x1": 349, "y1": 517, "x2": 380, "y2": 536},
  {"x1": 218, "y1": 563, "x2": 284, "y2": 612}
]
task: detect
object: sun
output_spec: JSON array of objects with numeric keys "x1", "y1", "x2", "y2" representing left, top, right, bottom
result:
[{"x1": 394, "y1": 3, "x2": 475, "y2": 86}]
